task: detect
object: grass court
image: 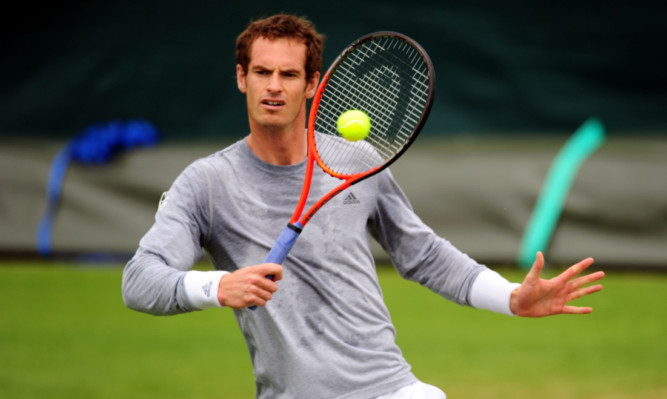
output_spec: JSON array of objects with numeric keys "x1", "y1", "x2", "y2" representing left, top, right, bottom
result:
[{"x1": 0, "y1": 261, "x2": 665, "y2": 398}]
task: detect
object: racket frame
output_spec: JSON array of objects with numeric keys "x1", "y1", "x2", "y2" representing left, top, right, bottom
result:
[{"x1": 289, "y1": 31, "x2": 436, "y2": 229}]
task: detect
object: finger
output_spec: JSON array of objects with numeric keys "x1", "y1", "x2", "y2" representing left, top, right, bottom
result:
[
  {"x1": 567, "y1": 283, "x2": 603, "y2": 302},
  {"x1": 562, "y1": 305, "x2": 593, "y2": 315},
  {"x1": 244, "y1": 282, "x2": 278, "y2": 308},
  {"x1": 268, "y1": 264, "x2": 284, "y2": 281},
  {"x1": 258, "y1": 263, "x2": 284, "y2": 281},
  {"x1": 569, "y1": 271, "x2": 605, "y2": 290},
  {"x1": 557, "y1": 257, "x2": 595, "y2": 283},
  {"x1": 253, "y1": 274, "x2": 280, "y2": 293},
  {"x1": 252, "y1": 285, "x2": 277, "y2": 301},
  {"x1": 248, "y1": 295, "x2": 269, "y2": 308}
]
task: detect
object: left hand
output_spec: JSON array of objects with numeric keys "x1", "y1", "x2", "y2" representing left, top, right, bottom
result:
[{"x1": 510, "y1": 251, "x2": 605, "y2": 317}]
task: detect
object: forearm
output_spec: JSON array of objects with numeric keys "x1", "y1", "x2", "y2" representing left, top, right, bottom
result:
[{"x1": 122, "y1": 250, "x2": 226, "y2": 315}]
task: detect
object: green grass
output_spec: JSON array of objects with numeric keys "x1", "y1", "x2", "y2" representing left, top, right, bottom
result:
[{"x1": 0, "y1": 261, "x2": 665, "y2": 398}]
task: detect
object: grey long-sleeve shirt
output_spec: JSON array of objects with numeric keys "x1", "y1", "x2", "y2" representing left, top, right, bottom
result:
[{"x1": 122, "y1": 138, "x2": 486, "y2": 398}]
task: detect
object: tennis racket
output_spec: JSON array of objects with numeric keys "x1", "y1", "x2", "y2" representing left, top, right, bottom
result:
[{"x1": 258, "y1": 31, "x2": 435, "y2": 296}]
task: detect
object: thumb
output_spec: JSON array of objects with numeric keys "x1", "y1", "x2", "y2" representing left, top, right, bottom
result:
[
  {"x1": 260, "y1": 262, "x2": 283, "y2": 281},
  {"x1": 525, "y1": 251, "x2": 545, "y2": 283}
]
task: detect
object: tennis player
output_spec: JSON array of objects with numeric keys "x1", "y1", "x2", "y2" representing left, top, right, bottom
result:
[{"x1": 122, "y1": 14, "x2": 604, "y2": 399}]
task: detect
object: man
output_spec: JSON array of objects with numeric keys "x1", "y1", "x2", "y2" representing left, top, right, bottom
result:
[{"x1": 122, "y1": 14, "x2": 604, "y2": 398}]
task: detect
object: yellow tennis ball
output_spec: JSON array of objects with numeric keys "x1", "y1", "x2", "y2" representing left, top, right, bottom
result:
[{"x1": 337, "y1": 110, "x2": 371, "y2": 141}]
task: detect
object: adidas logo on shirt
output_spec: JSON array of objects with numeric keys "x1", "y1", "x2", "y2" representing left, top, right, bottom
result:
[{"x1": 343, "y1": 192, "x2": 360, "y2": 205}]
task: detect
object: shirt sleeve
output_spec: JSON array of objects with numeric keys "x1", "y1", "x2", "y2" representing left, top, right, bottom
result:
[
  {"x1": 122, "y1": 161, "x2": 214, "y2": 315},
  {"x1": 368, "y1": 169, "x2": 487, "y2": 306}
]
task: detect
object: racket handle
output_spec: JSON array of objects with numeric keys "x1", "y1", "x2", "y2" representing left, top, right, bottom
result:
[
  {"x1": 249, "y1": 223, "x2": 302, "y2": 310},
  {"x1": 264, "y1": 222, "x2": 302, "y2": 264}
]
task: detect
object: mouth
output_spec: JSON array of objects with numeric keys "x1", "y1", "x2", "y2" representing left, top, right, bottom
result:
[{"x1": 262, "y1": 99, "x2": 285, "y2": 108}]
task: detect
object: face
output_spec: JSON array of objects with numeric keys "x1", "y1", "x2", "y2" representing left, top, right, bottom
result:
[{"x1": 237, "y1": 37, "x2": 319, "y2": 133}]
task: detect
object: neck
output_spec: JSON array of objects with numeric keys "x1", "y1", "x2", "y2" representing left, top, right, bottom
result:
[{"x1": 246, "y1": 126, "x2": 307, "y2": 166}]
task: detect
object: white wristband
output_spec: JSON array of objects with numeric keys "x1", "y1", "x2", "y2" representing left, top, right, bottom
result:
[
  {"x1": 470, "y1": 269, "x2": 521, "y2": 316},
  {"x1": 183, "y1": 270, "x2": 228, "y2": 310}
]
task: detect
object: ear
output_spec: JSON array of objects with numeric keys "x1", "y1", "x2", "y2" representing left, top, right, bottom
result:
[
  {"x1": 305, "y1": 71, "x2": 320, "y2": 99},
  {"x1": 236, "y1": 64, "x2": 247, "y2": 93}
]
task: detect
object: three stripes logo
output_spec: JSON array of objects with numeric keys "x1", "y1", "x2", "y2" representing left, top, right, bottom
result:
[
  {"x1": 343, "y1": 192, "x2": 360, "y2": 205},
  {"x1": 201, "y1": 281, "x2": 213, "y2": 298}
]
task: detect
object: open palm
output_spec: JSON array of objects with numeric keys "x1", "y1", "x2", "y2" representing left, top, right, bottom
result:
[{"x1": 510, "y1": 251, "x2": 605, "y2": 317}]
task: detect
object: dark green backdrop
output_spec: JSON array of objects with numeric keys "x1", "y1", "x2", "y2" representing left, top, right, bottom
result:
[{"x1": 2, "y1": 1, "x2": 666, "y2": 140}]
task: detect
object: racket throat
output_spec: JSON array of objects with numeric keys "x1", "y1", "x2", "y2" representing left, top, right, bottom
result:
[{"x1": 286, "y1": 222, "x2": 303, "y2": 234}]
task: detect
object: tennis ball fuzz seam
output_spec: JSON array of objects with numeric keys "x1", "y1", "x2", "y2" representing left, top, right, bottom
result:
[{"x1": 337, "y1": 110, "x2": 371, "y2": 141}]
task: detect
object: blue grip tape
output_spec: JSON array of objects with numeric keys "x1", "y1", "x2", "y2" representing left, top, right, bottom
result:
[
  {"x1": 249, "y1": 222, "x2": 302, "y2": 310},
  {"x1": 264, "y1": 223, "x2": 302, "y2": 265}
]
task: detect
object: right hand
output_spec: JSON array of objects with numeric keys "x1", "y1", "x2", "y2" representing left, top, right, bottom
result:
[{"x1": 217, "y1": 263, "x2": 283, "y2": 309}]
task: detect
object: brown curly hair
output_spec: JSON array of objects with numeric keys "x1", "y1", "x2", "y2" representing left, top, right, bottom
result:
[{"x1": 236, "y1": 14, "x2": 325, "y2": 81}]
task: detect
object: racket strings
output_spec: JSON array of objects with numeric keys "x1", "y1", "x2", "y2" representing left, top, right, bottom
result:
[{"x1": 314, "y1": 35, "x2": 431, "y2": 177}]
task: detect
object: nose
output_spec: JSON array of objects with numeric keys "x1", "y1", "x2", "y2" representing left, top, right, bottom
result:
[{"x1": 267, "y1": 72, "x2": 282, "y2": 93}]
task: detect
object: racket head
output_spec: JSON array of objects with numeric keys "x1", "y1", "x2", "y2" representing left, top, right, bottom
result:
[{"x1": 308, "y1": 31, "x2": 436, "y2": 180}]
